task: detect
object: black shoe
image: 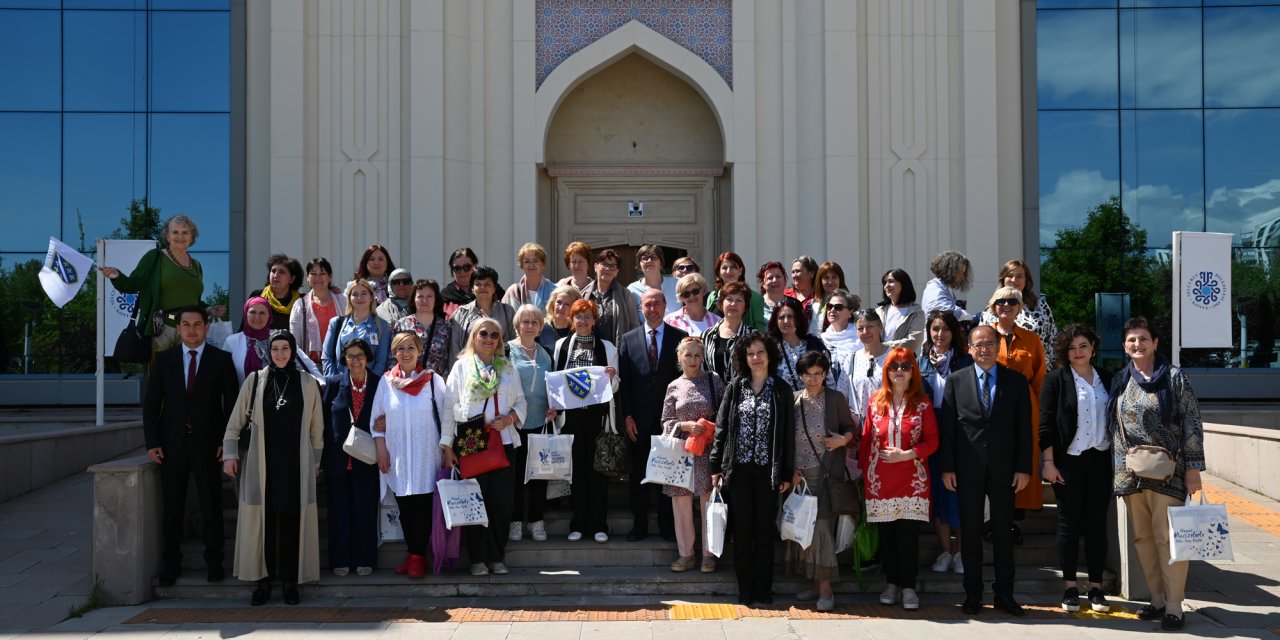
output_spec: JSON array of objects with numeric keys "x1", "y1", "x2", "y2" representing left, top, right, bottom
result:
[
  {"x1": 962, "y1": 596, "x2": 983, "y2": 615},
  {"x1": 157, "y1": 569, "x2": 179, "y2": 587},
  {"x1": 1137, "y1": 604, "x2": 1166, "y2": 621},
  {"x1": 1010, "y1": 523, "x2": 1024, "y2": 546},
  {"x1": 1061, "y1": 587, "x2": 1080, "y2": 612},
  {"x1": 206, "y1": 565, "x2": 225, "y2": 583},
  {"x1": 250, "y1": 583, "x2": 270, "y2": 606},
  {"x1": 994, "y1": 596, "x2": 1025, "y2": 617},
  {"x1": 626, "y1": 529, "x2": 647, "y2": 542},
  {"x1": 757, "y1": 593, "x2": 774, "y2": 605},
  {"x1": 1161, "y1": 613, "x2": 1184, "y2": 630},
  {"x1": 283, "y1": 583, "x2": 300, "y2": 605},
  {"x1": 1087, "y1": 587, "x2": 1110, "y2": 612},
  {"x1": 737, "y1": 592, "x2": 754, "y2": 606}
]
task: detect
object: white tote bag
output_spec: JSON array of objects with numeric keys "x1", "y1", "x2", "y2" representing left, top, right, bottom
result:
[
  {"x1": 835, "y1": 514, "x2": 856, "y2": 554},
  {"x1": 436, "y1": 470, "x2": 489, "y2": 530},
  {"x1": 525, "y1": 424, "x2": 574, "y2": 483},
  {"x1": 640, "y1": 433, "x2": 695, "y2": 490},
  {"x1": 779, "y1": 480, "x2": 819, "y2": 550},
  {"x1": 1168, "y1": 493, "x2": 1234, "y2": 563},
  {"x1": 378, "y1": 491, "x2": 403, "y2": 544},
  {"x1": 705, "y1": 484, "x2": 729, "y2": 558}
]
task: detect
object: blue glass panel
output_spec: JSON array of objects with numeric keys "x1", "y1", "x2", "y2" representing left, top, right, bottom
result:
[
  {"x1": 0, "y1": 1, "x2": 58, "y2": 8},
  {"x1": 190, "y1": 251, "x2": 229, "y2": 314},
  {"x1": 64, "y1": 0, "x2": 147, "y2": 8},
  {"x1": 0, "y1": 10, "x2": 60, "y2": 110},
  {"x1": 1205, "y1": 0, "x2": 1280, "y2": 5},
  {"x1": 150, "y1": 0, "x2": 230, "y2": 9},
  {"x1": 63, "y1": 114, "x2": 147, "y2": 244},
  {"x1": 1205, "y1": 6, "x2": 1280, "y2": 108},
  {"x1": 1119, "y1": 0, "x2": 1200, "y2": 7},
  {"x1": 1119, "y1": 9, "x2": 1201, "y2": 108},
  {"x1": 149, "y1": 114, "x2": 229, "y2": 251},
  {"x1": 1037, "y1": 9, "x2": 1118, "y2": 109},
  {"x1": 64, "y1": 10, "x2": 147, "y2": 111},
  {"x1": 149, "y1": 11, "x2": 230, "y2": 111},
  {"x1": 1119, "y1": 110, "x2": 1204, "y2": 248},
  {"x1": 1038, "y1": 110, "x2": 1121, "y2": 247},
  {"x1": 0, "y1": 114, "x2": 61, "y2": 252},
  {"x1": 1038, "y1": 0, "x2": 1117, "y2": 7},
  {"x1": 1205, "y1": 109, "x2": 1280, "y2": 241}
]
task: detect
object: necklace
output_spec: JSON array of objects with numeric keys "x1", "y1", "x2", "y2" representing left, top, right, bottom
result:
[
  {"x1": 270, "y1": 376, "x2": 291, "y2": 410},
  {"x1": 350, "y1": 375, "x2": 366, "y2": 393},
  {"x1": 166, "y1": 249, "x2": 195, "y2": 272}
]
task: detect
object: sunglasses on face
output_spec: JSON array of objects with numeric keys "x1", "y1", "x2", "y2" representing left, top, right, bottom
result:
[
  {"x1": 828, "y1": 304, "x2": 847, "y2": 312},
  {"x1": 674, "y1": 264, "x2": 697, "y2": 272},
  {"x1": 476, "y1": 329, "x2": 500, "y2": 339},
  {"x1": 679, "y1": 288, "x2": 703, "y2": 299},
  {"x1": 887, "y1": 362, "x2": 913, "y2": 372},
  {"x1": 451, "y1": 263, "x2": 474, "y2": 273},
  {"x1": 994, "y1": 298, "x2": 1019, "y2": 307},
  {"x1": 390, "y1": 279, "x2": 412, "y2": 286}
]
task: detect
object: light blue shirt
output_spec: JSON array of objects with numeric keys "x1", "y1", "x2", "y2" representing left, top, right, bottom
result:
[
  {"x1": 644, "y1": 322, "x2": 666, "y2": 361},
  {"x1": 508, "y1": 340, "x2": 552, "y2": 430},
  {"x1": 974, "y1": 363, "x2": 997, "y2": 410},
  {"x1": 922, "y1": 277, "x2": 973, "y2": 322}
]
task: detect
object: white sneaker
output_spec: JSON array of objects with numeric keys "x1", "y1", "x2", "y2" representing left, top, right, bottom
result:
[
  {"x1": 931, "y1": 551, "x2": 954, "y2": 573},
  {"x1": 952, "y1": 553, "x2": 965, "y2": 574},
  {"x1": 879, "y1": 584, "x2": 900, "y2": 605},
  {"x1": 902, "y1": 588, "x2": 920, "y2": 610},
  {"x1": 509, "y1": 521, "x2": 524, "y2": 541},
  {"x1": 489, "y1": 562, "x2": 509, "y2": 575},
  {"x1": 470, "y1": 562, "x2": 489, "y2": 576},
  {"x1": 530, "y1": 520, "x2": 548, "y2": 542},
  {"x1": 567, "y1": 531, "x2": 583, "y2": 542},
  {"x1": 594, "y1": 532, "x2": 609, "y2": 543}
]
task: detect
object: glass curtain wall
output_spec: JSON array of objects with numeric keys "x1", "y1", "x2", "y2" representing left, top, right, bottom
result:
[{"x1": 0, "y1": 0, "x2": 230, "y2": 375}]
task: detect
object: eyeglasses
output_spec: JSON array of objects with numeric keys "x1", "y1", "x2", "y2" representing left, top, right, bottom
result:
[
  {"x1": 476, "y1": 329, "x2": 500, "y2": 339},
  {"x1": 971, "y1": 341, "x2": 997, "y2": 350},
  {"x1": 994, "y1": 298, "x2": 1019, "y2": 307},
  {"x1": 678, "y1": 288, "x2": 703, "y2": 299},
  {"x1": 596, "y1": 262, "x2": 619, "y2": 272},
  {"x1": 451, "y1": 263, "x2": 474, "y2": 273},
  {"x1": 887, "y1": 362, "x2": 914, "y2": 372},
  {"x1": 828, "y1": 304, "x2": 847, "y2": 312},
  {"x1": 639, "y1": 255, "x2": 659, "y2": 263},
  {"x1": 800, "y1": 371, "x2": 825, "y2": 379},
  {"x1": 344, "y1": 353, "x2": 367, "y2": 361},
  {"x1": 390, "y1": 279, "x2": 412, "y2": 286}
]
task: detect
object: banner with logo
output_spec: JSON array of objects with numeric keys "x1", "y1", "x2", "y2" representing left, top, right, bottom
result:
[
  {"x1": 544, "y1": 365, "x2": 614, "y2": 410},
  {"x1": 1176, "y1": 232, "x2": 1233, "y2": 349},
  {"x1": 101, "y1": 239, "x2": 158, "y2": 356},
  {"x1": 38, "y1": 237, "x2": 95, "y2": 308}
]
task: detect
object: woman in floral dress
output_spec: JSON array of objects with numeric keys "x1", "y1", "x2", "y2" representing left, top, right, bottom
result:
[
  {"x1": 860, "y1": 347, "x2": 938, "y2": 612},
  {"x1": 660, "y1": 337, "x2": 725, "y2": 574}
]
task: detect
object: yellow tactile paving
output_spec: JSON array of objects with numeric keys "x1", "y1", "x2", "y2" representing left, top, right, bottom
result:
[
  {"x1": 670, "y1": 603, "x2": 740, "y2": 620},
  {"x1": 1202, "y1": 482, "x2": 1280, "y2": 538}
]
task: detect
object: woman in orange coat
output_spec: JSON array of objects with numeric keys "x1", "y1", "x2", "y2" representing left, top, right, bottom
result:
[{"x1": 987, "y1": 286, "x2": 1047, "y2": 523}]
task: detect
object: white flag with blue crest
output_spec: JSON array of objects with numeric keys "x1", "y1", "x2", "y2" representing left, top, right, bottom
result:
[
  {"x1": 38, "y1": 237, "x2": 95, "y2": 308},
  {"x1": 545, "y1": 365, "x2": 613, "y2": 410}
]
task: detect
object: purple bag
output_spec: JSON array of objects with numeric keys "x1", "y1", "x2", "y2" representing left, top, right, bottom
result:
[{"x1": 430, "y1": 467, "x2": 462, "y2": 574}]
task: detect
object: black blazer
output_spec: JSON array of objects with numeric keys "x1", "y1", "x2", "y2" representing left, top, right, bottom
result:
[
  {"x1": 321, "y1": 371, "x2": 383, "y2": 471},
  {"x1": 143, "y1": 343, "x2": 239, "y2": 454},
  {"x1": 938, "y1": 363, "x2": 1033, "y2": 482},
  {"x1": 617, "y1": 323, "x2": 688, "y2": 432},
  {"x1": 1038, "y1": 365, "x2": 1114, "y2": 455}
]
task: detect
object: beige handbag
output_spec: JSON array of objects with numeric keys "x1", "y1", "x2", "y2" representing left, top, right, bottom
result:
[
  {"x1": 342, "y1": 408, "x2": 378, "y2": 465},
  {"x1": 1124, "y1": 445, "x2": 1176, "y2": 482}
]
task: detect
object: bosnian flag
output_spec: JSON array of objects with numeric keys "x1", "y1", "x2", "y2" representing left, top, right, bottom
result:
[
  {"x1": 38, "y1": 237, "x2": 96, "y2": 308},
  {"x1": 545, "y1": 366, "x2": 614, "y2": 410}
]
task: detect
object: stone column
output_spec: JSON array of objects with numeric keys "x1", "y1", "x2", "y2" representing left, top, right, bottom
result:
[{"x1": 89, "y1": 455, "x2": 163, "y2": 606}]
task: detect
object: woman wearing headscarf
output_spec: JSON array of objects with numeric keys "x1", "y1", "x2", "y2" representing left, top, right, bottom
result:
[
  {"x1": 393, "y1": 279, "x2": 454, "y2": 377},
  {"x1": 346, "y1": 244, "x2": 396, "y2": 305},
  {"x1": 876, "y1": 268, "x2": 925, "y2": 356},
  {"x1": 289, "y1": 258, "x2": 347, "y2": 367},
  {"x1": 321, "y1": 280, "x2": 393, "y2": 378},
  {"x1": 580, "y1": 249, "x2": 641, "y2": 346},
  {"x1": 321, "y1": 337, "x2": 381, "y2": 577},
  {"x1": 441, "y1": 247, "x2": 478, "y2": 319},
  {"x1": 222, "y1": 331, "x2": 324, "y2": 606},
  {"x1": 224, "y1": 297, "x2": 274, "y2": 384}
]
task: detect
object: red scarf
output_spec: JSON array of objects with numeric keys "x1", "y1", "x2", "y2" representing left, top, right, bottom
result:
[{"x1": 386, "y1": 364, "x2": 431, "y2": 395}]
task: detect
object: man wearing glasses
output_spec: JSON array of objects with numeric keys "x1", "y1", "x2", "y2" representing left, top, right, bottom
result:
[
  {"x1": 938, "y1": 324, "x2": 1032, "y2": 617},
  {"x1": 376, "y1": 268, "x2": 414, "y2": 325}
]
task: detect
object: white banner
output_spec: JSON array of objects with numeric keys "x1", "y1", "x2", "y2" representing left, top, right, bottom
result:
[
  {"x1": 1176, "y1": 232, "x2": 1233, "y2": 349},
  {"x1": 101, "y1": 240, "x2": 157, "y2": 356}
]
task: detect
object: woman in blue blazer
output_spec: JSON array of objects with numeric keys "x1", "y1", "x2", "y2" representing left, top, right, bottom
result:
[{"x1": 321, "y1": 338, "x2": 382, "y2": 576}]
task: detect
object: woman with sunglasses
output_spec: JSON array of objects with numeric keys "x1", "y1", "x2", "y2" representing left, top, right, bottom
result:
[
  {"x1": 819, "y1": 289, "x2": 861, "y2": 395},
  {"x1": 847, "y1": 310, "x2": 889, "y2": 425},
  {"x1": 706, "y1": 252, "x2": 766, "y2": 332},
  {"x1": 700, "y1": 281, "x2": 755, "y2": 382},
  {"x1": 442, "y1": 318, "x2": 528, "y2": 576},
  {"x1": 768, "y1": 297, "x2": 828, "y2": 392},
  {"x1": 441, "y1": 247, "x2": 478, "y2": 319},
  {"x1": 449, "y1": 266, "x2": 516, "y2": 357},
  {"x1": 859, "y1": 347, "x2": 938, "y2": 611},
  {"x1": 580, "y1": 249, "x2": 640, "y2": 346},
  {"x1": 393, "y1": 279, "x2": 454, "y2": 377},
  {"x1": 988, "y1": 286, "x2": 1047, "y2": 529},
  {"x1": 627, "y1": 244, "x2": 681, "y2": 317},
  {"x1": 918, "y1": 311, "x2": 971, "y2": 575},
  {"x1": 671, "y1": 256, "x2": 700, "y2": 280},
  {"x1": 346, "y1": 245, "x2": 396, "y2": 305},
  {"x1": 976, "y1": 260, "x2": 1059, "y2": 369},
  {"x1": 664, "y1": 273, "x2": 720, "y2": 336}
]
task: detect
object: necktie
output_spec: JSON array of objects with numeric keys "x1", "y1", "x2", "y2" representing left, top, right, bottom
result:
[
  {"x1": 648, "y1": 329, "x2": 658, "y2": 369},
  {"x1": 979, "y1": 370, "x2": 991, "y2": 418},
  {"x1": 187, "y1": 350, "x2": 198, "y2": 396}
]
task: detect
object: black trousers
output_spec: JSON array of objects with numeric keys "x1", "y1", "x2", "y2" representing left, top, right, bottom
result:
[
  {"x1": 628, "y1": 426, "x2": 674, "y2": 536},
  {"x1": 465, "y1": 445, "x2": 516, "y2": 564},
  {"x1": 879, "y1": 519, "x2": 922, "y2": 590},
  {"x1": 565, "y1": 408, "x2": 609, "y2": 534},
  {"x1": 395, "y1": 493, "x2": 434, "y2": 557},
  {"x1": 511, "y1": 429, "x2": 547, "y2": 524},
  {"x1": 324, "y1": 459, "x2": 380, "y2": 569},
  {"x1": 1053, "y1": 447, "x2": 1112, "y2": 583},
  {"x1": 159, "y1": 437, "x2": 225, "y2": 571},
  {"x1": 957, "y1": 467, "x2": 1016, "y2": 598},
  {"x1": 264, "y1": 511, "x2": 300, "y2": 584},
  {"x1": 726, "y1": 463, "x2": 778, "y2": 600}
]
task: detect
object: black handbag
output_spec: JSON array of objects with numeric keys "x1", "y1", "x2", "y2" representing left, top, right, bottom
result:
[
  {"x1": 113, "y1": 302, "x2": 152, "y2": 363},
  {"x1": 800, "y1": 395, "x2": 859, "y2": 516}
]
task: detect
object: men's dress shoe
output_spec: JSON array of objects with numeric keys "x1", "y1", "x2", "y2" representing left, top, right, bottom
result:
[
  {"x1": 1161, "y1": 614, "x2": 1185, "y2": 631},
  {"x1": 283, "y1": 584, "x2": 300, "y2": 605},
  {"x1": 1137, "y1": 604, "x2": 1166, "y2": 621},
  {"x1": 995, "y1": 596, "x2": 1026, "y2": 617},
  {"x1": 626, "y1": 529, "x2": 647, "y2": 542},
  {"x1": 250, "y1": 582, "x2": 270, "y2": 606},
  {"x1": 737, "y1": 592, "x2": 754, "y2": 606},
  {"x1": 207, "y1": 565, "x2": 225, "y2": 583},
  {"x1": 962, "y1": 597, "x2": 983, "y2": 615}
]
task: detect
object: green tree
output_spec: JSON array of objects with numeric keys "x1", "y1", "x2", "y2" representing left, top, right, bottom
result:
[{"x1": 110, "y1": 198, "x2": 162, "y2": 242}]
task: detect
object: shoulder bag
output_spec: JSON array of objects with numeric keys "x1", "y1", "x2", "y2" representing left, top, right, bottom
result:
[
  {"x1": 799, "y1": 394, "x2": 858, "y2": 515},
  {"x1": 113, "y1": 295, "x2": 153, "y2": 363},
  {"x1": 342, "y1": 398, "x2": 378, "y2": 466},
  {"x1": 454, "y1": 395, "x2": 511, "y2": 479},
  {"x1": 237, "y1": 372, "x2": 260, "y2": 459},
  {"x1": 1115, "y1": 387, "x2": 1176, "y2": 481}
]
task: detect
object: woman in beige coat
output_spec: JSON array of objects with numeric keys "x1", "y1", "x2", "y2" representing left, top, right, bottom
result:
[{"x1": 223, "y1": 331, "x2": 325, "y2": 606}]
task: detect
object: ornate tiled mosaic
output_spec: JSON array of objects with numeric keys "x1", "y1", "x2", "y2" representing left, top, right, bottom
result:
[{"x1": 535, "y1": 0, "x2": 733, "y2": 90}]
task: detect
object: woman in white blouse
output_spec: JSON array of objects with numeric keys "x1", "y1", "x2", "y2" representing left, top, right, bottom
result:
[
  {"x1": 875, "y1": 268, "x2": 925, "y2": 356},
  {"x1": 443, "y1": 318, "x2": 528, "y2": 576},
  {"x1": 370, "y1": 331, "x2": 453, "y2": 580},
  {"x1": 1038, "y1": 324, "x2": 1114, "y2": 614},
  {"x1": 846, "y1": 310, "x2": 889, "y2": 424}
]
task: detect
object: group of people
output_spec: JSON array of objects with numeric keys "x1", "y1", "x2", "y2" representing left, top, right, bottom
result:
[{"x1": 125, "y1": 215, "x2": 1204, "y2": 628}]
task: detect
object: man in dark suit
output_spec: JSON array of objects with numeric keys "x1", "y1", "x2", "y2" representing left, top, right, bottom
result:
[
  {"x1": 143, "y1": 305, "x2": 240, "y2": 586},
  {"x1": 939, "y1": 324, "x2": 1033, "y2": 616},
  {"x1": 618, "y1": 288, "x2": 687, "y2": 541}
]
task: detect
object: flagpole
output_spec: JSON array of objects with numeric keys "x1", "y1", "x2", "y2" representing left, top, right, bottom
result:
[{"x1": 96, "y1": 238, "x2": 105, "y2": 427}]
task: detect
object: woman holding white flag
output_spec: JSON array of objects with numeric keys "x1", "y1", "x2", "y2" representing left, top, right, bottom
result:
[{"x1": 551, "y1": 299, "x2": 619, "y2": 543}]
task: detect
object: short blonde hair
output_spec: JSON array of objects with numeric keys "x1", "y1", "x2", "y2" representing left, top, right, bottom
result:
[
  {"x1": 459, "y1": 317, "x2": 505, "y2": 361},
  {"x1": 513, "y1": 303, "x2": 545, "y2": 329},
  {"x1": 987, "y1": 286, "x2": 1024, "y2": 314},
  {"x1": 676, "y1": 272, "x2": 709, "y2": 295},
  {"x1": 675, "y1": 336, "x2": 705, "y2": 358},
  {"x1": 544, "y1": 285, "x2": 582, "y2": 323},
  {"x1": 391, "y1": 331, "x2": 423, "y2": 354},
  {"x1": 517, "y1": 242, "x2": 548, "y2": 266}
]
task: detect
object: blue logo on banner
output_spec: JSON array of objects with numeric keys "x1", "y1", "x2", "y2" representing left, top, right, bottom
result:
[
  {"x1": 1187, "y1": 271, "x2": 1223, "y2": 310},
  {"x1": 52, "y1": 253, "x2": 78, "y2": 285},
  {"x1": 566, "y1": 369, "x2": 593, "y2": 400}
]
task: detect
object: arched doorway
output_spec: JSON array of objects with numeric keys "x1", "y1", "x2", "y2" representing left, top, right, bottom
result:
[{"x1": 539, "y1": 53, "x2": 728, "y2": 282}]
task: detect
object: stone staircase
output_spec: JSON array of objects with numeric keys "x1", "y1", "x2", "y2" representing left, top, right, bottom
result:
[{"x1": 157, "y1": 479, "x2": 1100, "y2": 600}]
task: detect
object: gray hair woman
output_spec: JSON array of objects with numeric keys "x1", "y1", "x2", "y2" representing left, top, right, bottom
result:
[{"x1": 921, "y1": 250, "x2": 973, "y2": 322}]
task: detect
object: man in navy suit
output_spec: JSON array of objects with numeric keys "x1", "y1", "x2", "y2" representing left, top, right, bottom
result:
[
  {"x1": 143, "y1": 305, "x2": 240, "y2": 585},
  {"x1": 940, "y1": 324, "x2": 1033, "y2": 616},
  {"x1": 618, "y1": 289, "x2": 687, "y2": 541}
]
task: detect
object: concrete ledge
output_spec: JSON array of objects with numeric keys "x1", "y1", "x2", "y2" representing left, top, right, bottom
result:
[
  {"x1": 89, "y1": 455, "x2": 161, "y2": 606},
  {"x1": 0, "y1": 375, "x2": 141, "y2": 406},
  {"x1": 0, "y1": 421, "x2": 144, "y2": 503},
  {"x1": 1203, "y1": 422, "x2": 1280, "y2": 500}
]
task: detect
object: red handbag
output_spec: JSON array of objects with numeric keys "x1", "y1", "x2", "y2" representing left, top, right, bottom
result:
[{"x1": 454, "y1": 395, "x2": 510, "y2": 479}]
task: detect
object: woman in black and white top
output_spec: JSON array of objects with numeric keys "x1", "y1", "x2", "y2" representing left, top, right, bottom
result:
[
  {"x1": 701, "y1": 281, "x2": 755, "y2": 382},
  {"x1": 767, "y1": 296, "x2": 827, "y2": 392},
  {"x1": 875, "y1": 268, "x2": 925, "y2": 356}
]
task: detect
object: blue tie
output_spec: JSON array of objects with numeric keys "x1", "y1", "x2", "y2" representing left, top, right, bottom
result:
[{"x1": 979, "y1": 371, "x2": 991, "y2": 418}]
